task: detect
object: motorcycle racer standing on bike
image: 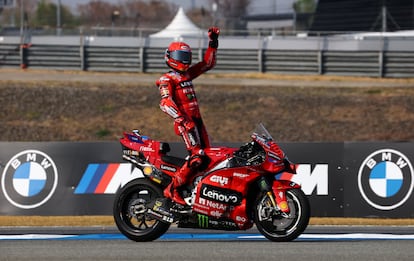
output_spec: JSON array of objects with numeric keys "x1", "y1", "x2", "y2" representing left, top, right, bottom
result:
[{"x1": 155, "y1": 27, "x2": 220, "y2": 206}]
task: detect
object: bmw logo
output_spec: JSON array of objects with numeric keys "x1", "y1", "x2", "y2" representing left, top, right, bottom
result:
[
  {"x1": 1, "y1": 150, "x2": 58, "y2": 209},
  {"x1": 358, "y1": 149, "x2": 414, "y2": 210}
]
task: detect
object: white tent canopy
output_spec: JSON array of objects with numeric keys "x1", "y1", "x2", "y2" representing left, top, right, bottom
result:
[{"x1": 150, "y1": 7, "x2": 203, "y2": 39}]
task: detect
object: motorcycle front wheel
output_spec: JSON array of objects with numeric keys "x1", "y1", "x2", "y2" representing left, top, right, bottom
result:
[
  {"x1": 113, "y1": 179, "x2": 170, "y2": 242},
  {"x1": 254, "y1": 188, "x2": 310, "y2": 242}
]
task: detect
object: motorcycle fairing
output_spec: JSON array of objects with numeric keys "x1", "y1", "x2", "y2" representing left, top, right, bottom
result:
[
  {"x1": 120, "y1": 127, "x2": 302, "y2": 230},
  {"x1": 192, "y1": 166, "x2": 260, "y2": 229}
]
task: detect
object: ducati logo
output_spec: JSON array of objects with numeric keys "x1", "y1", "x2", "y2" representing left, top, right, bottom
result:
[
  {"x1": 358, "y1": 149, "x2": 414, "y2": 210},
  {"x1": 1, "y1": 150, "x2": 58, "y2": 209}
]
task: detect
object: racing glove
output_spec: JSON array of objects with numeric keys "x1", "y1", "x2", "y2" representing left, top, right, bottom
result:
[
  {"x1": 208, "y1": 27, "x2": 220, "y2": 48},
  {"x1": 175, "y1": 116, "x2": 195, "y2": 132}
]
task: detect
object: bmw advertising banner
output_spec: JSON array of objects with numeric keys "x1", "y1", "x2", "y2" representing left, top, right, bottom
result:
[
  {"x1": 343, "y1": 142, "x2": 414, "y2": 217},
  {"x1": 0, "y1": 141, "x2": 413, "y2": 217}
]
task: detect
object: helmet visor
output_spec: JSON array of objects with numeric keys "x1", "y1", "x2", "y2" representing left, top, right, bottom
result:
[{"x1": 170, "y1": 50, "x2": 192, "y2": 64}]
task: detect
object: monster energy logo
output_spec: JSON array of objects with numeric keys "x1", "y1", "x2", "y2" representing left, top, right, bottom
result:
[
  {"x1": 197, "y1": 214, "x2": 209, "y2": 228},
  {"x1": 186, "y1": 93, "x2": 195, "y2": 100},
  {"x1": 197, "y1": 214, "x2": 239, "y2": 229}
]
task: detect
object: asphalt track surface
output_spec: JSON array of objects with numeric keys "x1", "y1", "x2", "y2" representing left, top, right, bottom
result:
[{"x1": 1, "y1": 226, "x2": 414, "y2": 260}]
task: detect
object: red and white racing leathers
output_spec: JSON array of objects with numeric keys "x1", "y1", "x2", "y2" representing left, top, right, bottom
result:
[
  {"x1": 156, "y1": 46, "x2": 216, "y2": 152},
  {"x1": 156, "y1": 46, "x2": 217, "y2": 199}
]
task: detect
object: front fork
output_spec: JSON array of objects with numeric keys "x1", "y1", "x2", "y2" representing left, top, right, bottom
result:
[{"x1": 258, "y1": 177, "x2": 291, "y2": 214}]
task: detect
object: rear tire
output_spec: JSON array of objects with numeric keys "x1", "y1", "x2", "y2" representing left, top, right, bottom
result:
[
  {"x1": 113, "y1": 179, "x2": 170, "y2": 242},
  {"x1": 254, "y1": 188, "x2": 310, "y2": 242}
]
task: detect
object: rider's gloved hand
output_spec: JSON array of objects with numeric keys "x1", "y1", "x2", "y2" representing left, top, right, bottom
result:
[
  {"x1": 208, "y1": 27, "x2": 220, "y2": 48},
  {"x1": 183, "y1": 121, "x2": 195, "y2": 132},
  {"x1": 208, "y1": 27, "x2": 220, "y2": 40},
  {"x1": 175, "y1": 116, "x2": 195, "y2": 131}
]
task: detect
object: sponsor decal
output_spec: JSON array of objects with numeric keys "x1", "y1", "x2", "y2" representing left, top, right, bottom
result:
[
  {"x1": 210, "y1": 210, "x2": 222, "y2": 217},
  {"x1": 209, "y1": 175, "x2": 229, "y2": 185},
  {"x1": 198, "y1": 197, "x2": 227, "y2": 210},
  {"x1": 123, "y1": 150, "x2": 139, "y2": 156},
  {"x1": 197, "y1": 214, "x2": 209, "y2": 228},
  {"x1": 200, "y1": 184, "x2": 242, "y2": 205},
  {"x1": 233, "y1": 172, "x2": 249, "y2": 179},
  {"x1": 192, "y1": 205, "x2": 209, "y2": 215},
  {"x1": 160, "y1": 165, "x2": 177, "y2": 172},
  {"x1": 139, "y1": 146, "x2": 154, "y2": 152},
  {"x1": 126, "y1": 134, "x2": 143, "y2": 143},
  {"x1": 160, "y1": 87, "x2": 169, "y2": 98},
  {"x1": 186, "y1": 93, "x2": 195, "y2": 100},
  {"x1": 236, "y1": 215, "x2": 247, "y2": 223},
  {"x1": 196, "y1": 214, "x2": 237, "y2": 229},
  {"x1": 1, "y1": 150, "x2": 58, "y2": 209},
  {"x1": 179, "y1": 81, "x2": 193, "y2": 88},
  {"x1": 358, "y1": 149, "x2": 414, "y2": 210},
  {"x1": 74, "y1": 163, "x2": 143, "y2": 194}
]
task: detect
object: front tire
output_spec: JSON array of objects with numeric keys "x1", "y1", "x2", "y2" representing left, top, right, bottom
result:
[
  {"x1": 254, "y1": 188, "x2": 310, "y2": 242},
  {"x1": 113, "y1": 179, "x2": 170, "y2": 242}
]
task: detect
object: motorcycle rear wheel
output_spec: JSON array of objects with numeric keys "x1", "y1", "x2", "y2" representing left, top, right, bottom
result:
[
  {"x1": 113, "y1": 179, "x2": 170, "y2": 242},
  {"x1": 254, "y1": 188, "x2": 310, "y2": 242}
]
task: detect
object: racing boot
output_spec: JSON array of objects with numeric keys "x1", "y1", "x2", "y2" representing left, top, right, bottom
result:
[
  {"x1": 163, "y1": 154, "x2": 203, "y2": 206},
  {"x1": 164, "y1": 181, "x2": 187, "y2": 206}
]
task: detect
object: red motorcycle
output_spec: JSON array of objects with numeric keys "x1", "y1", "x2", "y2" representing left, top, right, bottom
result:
[{"x1": 113, "y1": 123, "x2": 310, "y2": 242}]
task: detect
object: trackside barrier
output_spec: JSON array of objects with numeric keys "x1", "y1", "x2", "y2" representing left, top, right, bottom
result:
[
  {"x1": 1, "y1": 35, "x2": 414, "y2": 77},
  {"x1": 0, "y1": 141, "x2": 413, "y2": 217}
]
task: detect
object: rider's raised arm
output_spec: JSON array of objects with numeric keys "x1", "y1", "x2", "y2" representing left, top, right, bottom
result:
[{"x1": 187, "y1": 27, "x2": 220, "y2": 79}]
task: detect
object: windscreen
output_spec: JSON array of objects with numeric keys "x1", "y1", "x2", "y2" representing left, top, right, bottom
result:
[{"x1": 252, "y1": 123, "x2": 273, "y2": 141}]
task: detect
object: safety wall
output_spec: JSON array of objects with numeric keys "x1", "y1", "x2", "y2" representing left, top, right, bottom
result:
[
  {"x1": 0, "y1": 141, "x2": 413, "y2": 218},
  {"x1": 1, "y1": 35, "x2": 414, "y2": 77}
]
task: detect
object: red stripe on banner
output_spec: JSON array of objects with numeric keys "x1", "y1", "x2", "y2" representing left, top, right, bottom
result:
[{"x1": 94, "y1": 163, "x2": 119, "y2": 193}]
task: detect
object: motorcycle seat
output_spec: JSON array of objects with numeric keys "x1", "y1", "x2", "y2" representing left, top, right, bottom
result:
[
  {"x1": 160, "y1": 142, "x2": 186, "y2": 167},
  {"x1": 161, "y1": 155, "x2": 186, "y2": 167},
  {"x1": 160, "y1": 142, "x2": 171, "y2": 154}
]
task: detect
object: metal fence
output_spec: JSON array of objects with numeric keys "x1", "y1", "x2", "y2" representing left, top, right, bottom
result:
[{"x1": 1, "y1": 35, "x2": 414, "y2": 77}]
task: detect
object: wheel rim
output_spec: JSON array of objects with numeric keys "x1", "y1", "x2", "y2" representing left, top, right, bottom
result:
[
  {"x1": 256, "y1": 190, "x2": 302, "y2": 237},
  {"x1": 118, "y1": 185, "x2": 161, "y2": 234}
]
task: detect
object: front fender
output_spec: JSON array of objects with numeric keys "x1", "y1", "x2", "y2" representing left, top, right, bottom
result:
[{"x1": 272, "y1": 173, "x2": 301, "y2": 213}]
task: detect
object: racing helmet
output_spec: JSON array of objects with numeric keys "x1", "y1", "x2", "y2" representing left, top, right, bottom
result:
[{"x1": 165, "y1": 42, "x2": 192, "y2": 72}]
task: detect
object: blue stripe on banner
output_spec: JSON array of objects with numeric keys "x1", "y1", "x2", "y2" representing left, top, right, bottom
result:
[
  {"x1": 74, "y1": 164, "x2": 100, "y2": 194},
  {"x1": 85, "y1": 164, "x2": 108, "y2": 193},
  {"x1": 2, "y1": 233, "x2": 414, "y2": 241}
]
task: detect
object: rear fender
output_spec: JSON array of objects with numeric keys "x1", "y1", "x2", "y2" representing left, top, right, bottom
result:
[{"x1": 121, "y1": 133, "x2": 159, "y2": 153}]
